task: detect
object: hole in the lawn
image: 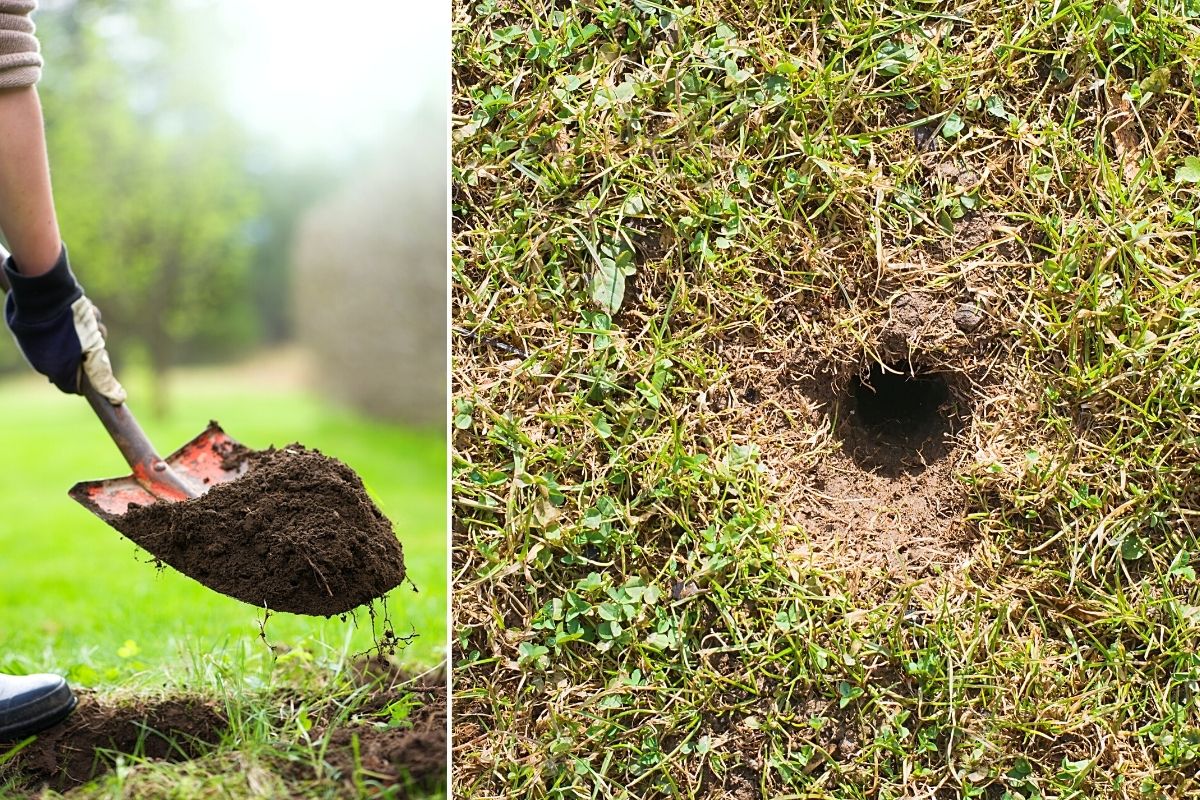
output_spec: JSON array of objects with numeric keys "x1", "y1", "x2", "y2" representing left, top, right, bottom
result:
[
  {"x1": 852, "y1": 362, "x2": 949, "y2": 430},
  {"x1": 838, "y1": 360, "x2": 962, "y2": 475}
]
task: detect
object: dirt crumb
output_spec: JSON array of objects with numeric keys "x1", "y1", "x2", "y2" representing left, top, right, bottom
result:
[
  {"x1": 111, "y1": 443, "x2": 406, "y2": 617},
  {"x1": 0, "y1": 692, "x2": 226, "y2": 793}
]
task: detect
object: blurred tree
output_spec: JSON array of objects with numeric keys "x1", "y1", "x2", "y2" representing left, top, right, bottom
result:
[
  {"x1": 0, "y1": 0, "x2": 436, "y2": 422},
  {"x1": 293, "y1": 106, "x2": 446, "y2": 427},
  {"x1": 245, "y1": 158, "x2": 336, "y2": 345}
]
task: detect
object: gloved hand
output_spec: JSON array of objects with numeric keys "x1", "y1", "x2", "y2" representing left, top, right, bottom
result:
[{"x1": 3, "y1": 246, "x2": 126, "y2": 404}]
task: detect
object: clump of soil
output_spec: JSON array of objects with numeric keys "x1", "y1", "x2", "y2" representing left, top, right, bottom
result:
[
  {"x1": 282, "y1": 659, "x2": 447, "y2": 796},
  {"x1": 1, "y1": 692, "x2": 226, "y2": 793},
  {"x1": 111, "y1": 443, "x2": 406, "y2": 617},
  {"x1": 324, "y1": 719, "x2": 445, "y2": 791}
]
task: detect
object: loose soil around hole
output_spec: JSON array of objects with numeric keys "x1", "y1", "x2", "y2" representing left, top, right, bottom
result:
[
  {"x1": 719, "y1": 292, "x2": 988, "y2": 583},
  {"x1": 1, "y1": 692, "x2": 226, "y2": 793},
  {"x1": 111, "y1": 443, "x2": 406, "y2": 617}
]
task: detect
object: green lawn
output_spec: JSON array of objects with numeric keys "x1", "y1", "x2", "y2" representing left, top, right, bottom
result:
[{"x1": 0, "y1": 367, "x2": 446, "y2": 686}]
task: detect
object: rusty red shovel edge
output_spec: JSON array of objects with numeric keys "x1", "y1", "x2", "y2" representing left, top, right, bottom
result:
[
  {"x1": 69, "y1": 418, "x2": 250, "y2": 520},
  {"x1": 0, "y1": 242, "x2": 249, "y2": 520}
]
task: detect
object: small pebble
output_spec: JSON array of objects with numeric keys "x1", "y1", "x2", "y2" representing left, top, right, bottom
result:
[
  {"x1": 953, "y1": 302, "x2": 983, "y2": 333},
  {"x1": 671, "y1": 580, "x2": 700, "y2": 600}
]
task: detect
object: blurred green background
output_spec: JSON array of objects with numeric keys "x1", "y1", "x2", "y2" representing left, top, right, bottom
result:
[{"x1": 0, "y1": 0, "x2": 447, "y2": 684}]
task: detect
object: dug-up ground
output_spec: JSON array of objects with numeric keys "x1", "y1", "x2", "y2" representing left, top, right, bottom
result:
[{"x1": 1, "y1": 659, "x2": 445, "y2": 798}]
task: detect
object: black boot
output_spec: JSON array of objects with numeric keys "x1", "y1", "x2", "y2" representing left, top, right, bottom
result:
[{"x1": 0, "y1": 673, "x2": 77, "y2": 741}]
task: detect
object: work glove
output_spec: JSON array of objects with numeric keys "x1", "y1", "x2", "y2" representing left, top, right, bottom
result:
[{"x1": 3, "y1": 246, "x2": 127, "y2": 405}]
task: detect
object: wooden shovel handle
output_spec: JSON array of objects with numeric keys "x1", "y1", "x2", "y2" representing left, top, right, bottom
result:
[{"x1": 80, "y1": 382, "x2": 197, "y2": 500}]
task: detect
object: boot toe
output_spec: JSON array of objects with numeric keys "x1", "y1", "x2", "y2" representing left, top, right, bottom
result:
[{"x1": 0, "y1": 673, "x2": 77, "y2": 741}]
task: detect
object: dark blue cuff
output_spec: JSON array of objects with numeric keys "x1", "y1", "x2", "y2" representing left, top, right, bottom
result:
[{"x1": 3, "y1": 246, "x2": 82, "y2": 324}]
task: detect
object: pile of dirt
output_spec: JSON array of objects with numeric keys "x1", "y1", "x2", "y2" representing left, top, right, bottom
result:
[
  {"x1": 283, "y1": 660, "x2": 447, "y2": 796},
  {"x1": 323, "y1": 718, "x2": 445, "y2": 791},
  {"x1": 111, "y1": 443, "x2": 406, "y2": 616},
  {"x1": 0, "y1": 692, "x2": 226, "y2": 793}
]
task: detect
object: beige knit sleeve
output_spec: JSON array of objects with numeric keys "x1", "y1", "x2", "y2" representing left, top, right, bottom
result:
[{"x1": 0, "y1": 0, "x2": 41, "y2": 90}]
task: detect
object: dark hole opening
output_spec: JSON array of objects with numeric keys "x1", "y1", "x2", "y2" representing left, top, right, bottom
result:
[
  {"x1": 851, "y1": 361, "x2": 950, "y2": 431},
  {"x1": 835, "y1": 360, "x2": 960, "y2": 476}
]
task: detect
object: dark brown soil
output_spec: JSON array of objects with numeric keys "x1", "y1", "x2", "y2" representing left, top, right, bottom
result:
[
  {"x1": 283, "y1": 660, "x2": 447, "y2": 796},
  {"x1": 0, "y1": 692, "x2": 226, "y2": 793},
  {"x1": 110, "y1": 443, "x2": 406, "y2": 616},
  {"x1": 323, "y1": 721, "x2": 446, "y2": 791}
]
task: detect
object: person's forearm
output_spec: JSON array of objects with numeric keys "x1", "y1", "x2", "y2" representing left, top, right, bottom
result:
[{"x1": 0, "y1": 86, "x2": 60, "y2": 276}]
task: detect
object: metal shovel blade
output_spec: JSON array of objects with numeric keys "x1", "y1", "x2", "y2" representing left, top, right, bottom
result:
[{"x1": 68, "y1": 422, "x2": 250, "y2": 519}]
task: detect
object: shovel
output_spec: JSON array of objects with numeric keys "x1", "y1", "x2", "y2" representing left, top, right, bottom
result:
[{"x1": 0, "y1": 242, "x2": 249, "y2": 520}]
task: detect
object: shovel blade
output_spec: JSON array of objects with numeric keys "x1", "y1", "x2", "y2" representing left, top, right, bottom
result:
[{"x1": 69, "y1": 422, "x2": 250, "y2": 519}]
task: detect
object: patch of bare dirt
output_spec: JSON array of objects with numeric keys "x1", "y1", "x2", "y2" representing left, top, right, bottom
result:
[
  {"x1": 0, "y1": 692, "x2": 226, "y2": 794},
  {"x1": 790, "y1": 452, "x2": 970, "y2": 581},
  {"x1": 717, "y1": 290, "x2": 1005, "y2": 584}
]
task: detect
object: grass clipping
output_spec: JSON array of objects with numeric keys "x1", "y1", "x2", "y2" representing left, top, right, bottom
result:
[{"x1": 110, "y1": 444, "x2": 405, "y2": 616}]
